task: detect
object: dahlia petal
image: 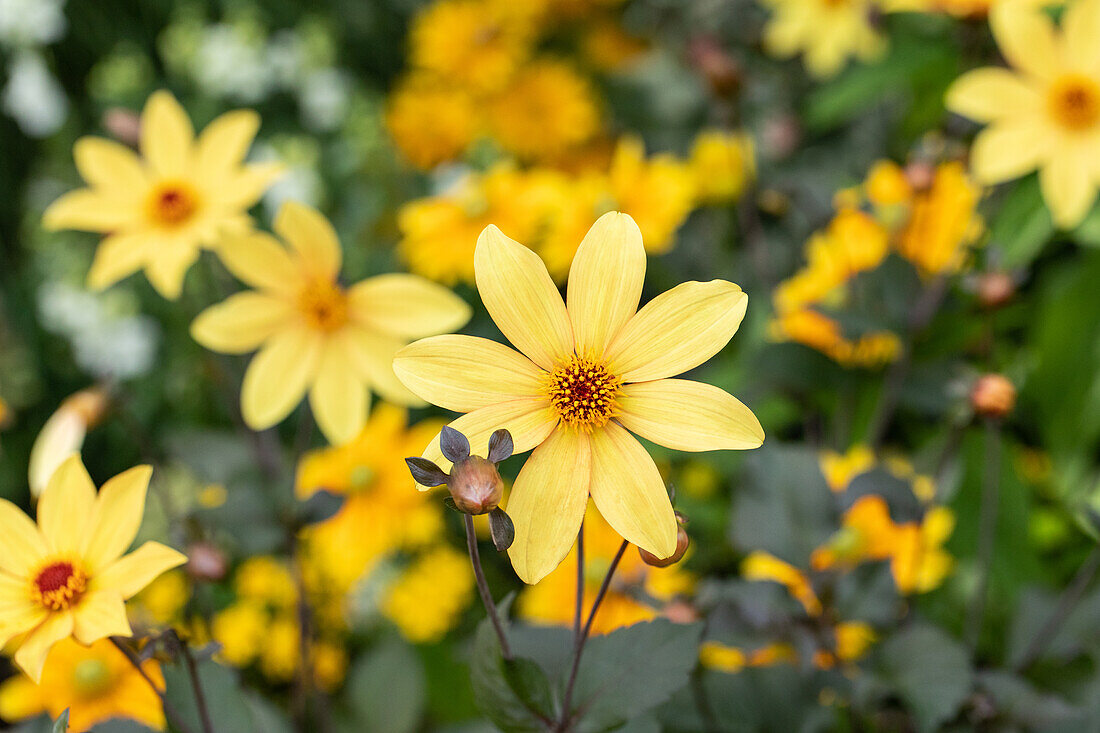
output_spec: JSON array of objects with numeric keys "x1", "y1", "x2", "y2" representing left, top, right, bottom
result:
[
  {"x1": 0, "y1": 499, "x2": 48, "y2": 577},
  {"x1": 195, "y1": 109, "x2": 260, "y2": 180},
  {"x1": 37, "y1": 454, "x2": 96, "y2": 555},
  {"x1": 605, "y1": 280, "x2": 748, "y2": 383},
  {"x1": 393, "y1": 335, "x2": 545, "y2": 412},
  {"x1": 72, "y1": 590, "x2": 131, "y2": 645},
  {"x1": 1040, "y1": 152, "x2": 1097, "y2": 228},
  {"x1": 474, "y1": 225, "x2": 574, "y2": 371},
  {"x1": 567, "y1": 212, "x2": 646, "y2": 358},
  {"x1": 215, "y1": 232, "x2": 301, "y2": 294},
  {"x1": 1064, "y1": 0, "x2": 1100, "y2": 73},
  {"x1": 990, "y1": 1, "x2": 1061, "y2": 82},
  {"x1": 588, "y1": 421, "x2": 677, "y2": 560},
  {"x1": 191, "y1": 292, "x2": 295, "y2": 354},
  {"x1": 141, "y1": 91, "x2": 194, "y2": 178},
  {"x1": 87, "y1": 232, "x2": 151, "y2": 292},
  {"x1": 143, "y1": 242, "x2": 200, "y2": 300},
  {"x1": 82, "y1": 464, "x2": 152, "y2": 573},
  {"x1": 273, "y1": 201, "x2": 341, "y2": 280},
  {"x1": 309, "y1": 341, "x2": 368, "y2": 445},
  {"x1": 342, "y1": 327, "x2": 425, "y2": 406},
  {"x1": 42, "y1": 190, "x2": 137, "y2": 232},
  {"x1": 14, "y1": 611, "x2": 74, "y2": 684},
  {"x1": 240, "y1": 326, "x2": 323, "y2": 431},
  {"x1": 73, "y1": 137, "x2": 148, "y2": 192},
  {"x1": 91, "y1": 542, "x2": 187, "y2": 600},
  {"x1": 347, "y1": 273, "x2": 472, "y2": 339},
  {"x1": 945, "y1": 68, "x2": 1043, "y2": 123},
  {"x1": 969, "y1": 123, "x2": 1052, "y2": 184},
  {"x1": 506, "y1": 426, "x2": 591, "y2": 584},
  {"x1": 617, "y1": 379, "x2": 765, "y2": 451}
]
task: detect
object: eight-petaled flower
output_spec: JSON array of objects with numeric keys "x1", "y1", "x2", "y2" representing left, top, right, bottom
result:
[
  {"x1": 0, "y1": 455, "x2": 187, "y2": 682},
  {"x1": 394, "y1": 212, "x2": 764, "y2": 583}
]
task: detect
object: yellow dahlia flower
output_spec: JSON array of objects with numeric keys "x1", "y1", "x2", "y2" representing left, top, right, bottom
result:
[
  {"x1": 192, "y1": 201, "x2": 471, "y2": 445},
  {"x1": 759, "y1": 0, "x2": 885, "y2": 78},
  {"x1": 42, "y1": 90, "x2": 282, "y2": 299},
  {"x1": 946, "y1": 0, "x2": 1100, "y2": 227},
  {"x1": 0, "y1": 638, "x2": 164, "y2": 733},
  {"x1": 394, "y1": 212, "x2": 764, "y2": 583},
  {"x1": 0, "y1": 455, "x2": 187, "y2": 682}
]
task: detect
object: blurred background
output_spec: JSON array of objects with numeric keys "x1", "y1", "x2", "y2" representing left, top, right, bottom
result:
[{"x1": 3, "y1": 0, "x2": 1100, "y2": 730}]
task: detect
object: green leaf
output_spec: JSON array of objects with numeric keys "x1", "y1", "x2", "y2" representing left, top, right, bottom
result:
[
  {"x1": 162, "y1": 659, "x2": 260, "y2": 732},
  {"x1": 503, "y1": 657, "x2": 555, "y2": 721},
  {"x1": 569, "y1": 620, "x2": 703, "y2": 733},
  {"x1": 875, "y1": 623, "x2": 973, "y2": 733},
  {"x1": 990, "y1": 176, "x2": 1054, "y2": 268},
  {"x1": 345, "y1": 637, "x2": 426, "y2": 733},
  {"x1": 975, "y1": 671, "x2": 1081, "y2": 728},
  {"x1": 469, "y1": 596, "x2": 552, "y2": 733},
  {"x1": 50, "y1": 710, "x2": 69, "y2": 733}
]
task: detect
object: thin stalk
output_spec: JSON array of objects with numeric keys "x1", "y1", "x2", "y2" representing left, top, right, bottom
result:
[
  {"x1": 557, "y1": 540, "x2": 629, "y2": 732},
  {"x1": 1016, "y1": 543, "x2": 1100, "y2": 670},
  {"x1": 180, "y1": 642, "x2": 215, "y2": 733},
  {"x1": 110, "y1": 637, "x2": 200, "y2": 733},
  {"x1": 464, "y1": 512, "x2": 512, "y2": 660},
  {"x1": 966, "y1": 419, "x2": 1002, "y2": 649}
]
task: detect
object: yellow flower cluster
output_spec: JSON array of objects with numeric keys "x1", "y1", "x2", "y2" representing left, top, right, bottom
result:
[
  {"x1": 700, "y1": 620, "x2": 876, "y2": 673},
  {"x1": 387, "y1": 0, "x2": 640, "y2": 168},
  {"x1": 296, "y1": 405, "x2": 474, "y2": 643},
  {"x1": 399, "y1": 132, "x2": 752, "y2": 284},
  {"x1": 771, "y1": 159, "x2": 982, "y2": 367},
  {"x1": 759, "y1": 0, "x2": 886, "y2": 78},
  {"x1": 209, "y1": 556, "x2": 347, "y2": 690},
  {"x1": 518, "y1": 506, "x2": 694, "y2": 635}
]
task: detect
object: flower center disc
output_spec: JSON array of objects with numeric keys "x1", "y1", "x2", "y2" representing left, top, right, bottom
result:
[
  {"x1": 547, "y1": 357, "x2": 620, "y2": 431},
  {"x1": 147, "y1": 182, "x2": 199, "y2": 227},
  {"x1": 32, "y1": 560, "x2": 87, "y2": 611},
  {"x1": 1049, "y1": 74, "x2": 1100, "y2": 130},
  {"x1": 298, "y1": 280, "x2": 349, "y2": 332}
]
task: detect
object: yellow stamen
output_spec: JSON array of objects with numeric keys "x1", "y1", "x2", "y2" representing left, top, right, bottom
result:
[
  {"x1": 31, "y1": 560, "x2": 88, "y2": 611},
  {"x1": 1048, "y1": 74, "x2": 1100, "y2": 131},
  {"x1": 298, "y1": 280, "x2": 349, "y2": 332},
  {"x1": 546, "y1": 357, "x2": 621, "y2": 431}
]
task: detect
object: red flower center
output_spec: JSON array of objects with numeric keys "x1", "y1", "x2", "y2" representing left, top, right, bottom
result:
[{"x1": 32, "y1": 561, "x2": 87, "y2": 611}]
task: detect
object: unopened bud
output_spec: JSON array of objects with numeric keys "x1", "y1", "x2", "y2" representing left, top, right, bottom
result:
[
  {"x1": 639, "y1": 524, "x2": 690, "y2": 568},
  {"x1": 28, "y1": 387, "x2": 110, "y2": 499},
  {"x1": 448, "y1": 456, "x2": 504, "y2": 515},
  {"x1": 102, "y1": 107, "x2": 141, "y2": 148},
  {"x1": 185, "y1": 542, "x2": 227, "y2": 582},
  {"x1": 976, "y1": 271, "x2": 1015, "y2": 310},
  {"x1": 904, "y1": 160, "x2": 936, "y2": 191},
  {"x1": 971, "y1": 374, "x2": 1015, "y2": 419},
  {"x1": 688, "y1": 36, "x2": 742, "y2": 97}
]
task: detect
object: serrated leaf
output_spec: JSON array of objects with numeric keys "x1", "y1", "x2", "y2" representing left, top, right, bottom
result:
[{"x1": 569, "y1": 620, "x2": 703, "y2": 732}]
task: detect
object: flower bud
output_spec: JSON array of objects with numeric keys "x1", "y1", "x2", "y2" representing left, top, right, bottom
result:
[
  {"x1": 975, "y1": 271, "x2": 1015, "y2": 310},
  {"x1": 904, "y1": 160, "x2": 936, "y2": 191},
  {"x1": 185, "y1": 542, "x2": 228, "y2": 582},
  {"x1": 447, "y1": 456, "x2": 504, "y2": 515},
  {"x1": 102, "y1": 107, "x2": 141, "y2": 147},
  {"x1": 638, "y1": 524, "x2": 690, "y2": 568},
  {"x1": 28, "y1": 387, "x2": 110, "y2": 500},
  {"x1": 688, "y1": 36, "x2": 742, "y2": 97},
  {"x1": 971, "y1": 374, "x2": 1016, "y2": 419}
]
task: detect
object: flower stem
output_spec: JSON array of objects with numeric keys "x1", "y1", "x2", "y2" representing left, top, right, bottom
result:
[
  {"x1": 557, "y1": 539, "x2": 628, "y2": 732},
  {"x1": 464, "y1": 512, "x2": 512, "y2": 660},
  {"x1": 966, "y1": 418, "x2": 1002, "y2": 649},
  {"x1": 180, "y1": 641, "x2": 216, "y2": 733},
  {"x1": 109, "y1": 636, "x2": 201, "y2": 733},
  {"x1": 1015, "y1": 542, "x2": 1100, "y2": 670},
  {"x1": 574, "y1": 522, "x2": 585, "y2": 642}
]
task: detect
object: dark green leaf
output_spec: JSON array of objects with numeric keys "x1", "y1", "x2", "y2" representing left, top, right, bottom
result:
[
  {"x1": 990, "y1": 176, "x2": 1054, "y2": 268},
  {"x1": 346, "y1": 638, "x2": 426, "y2": 733},
  {"x1": 876, "y1": 623, "x2": 972, "y2": 733},
  {"x1": 503, "y1": 657, "x2": 556, "y2": 721}
]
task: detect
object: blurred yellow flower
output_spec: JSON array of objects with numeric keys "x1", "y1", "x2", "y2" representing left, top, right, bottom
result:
[
  {"x1": 130, "y1": 569, "x2": 190, "y2": 627},
  {"x1": 486, "y1": 60, "x2": 602, "y2": 162},
  {"x1": 395, "y1": 213, "x2": 763, "y2": 583},
  {"x1": 518, "y1": 506, "x2": 694, "y2": 635},
  {"x1": 297, "y1": 405, "x2": 447, "y2": 591},
  {"x1": 890, "y1": 507, "x2": 955, "y2": 593},
  {"x1": 689, "y1": 130, "x2": 755, "y2": 205},
  {"x1": 42, "y1": 90, "x2": 282, "y2": 299},
  {"x1": 191, "y1": 201, "x2": 471, "y2": 445},
  {"x1": 386, "y1": 74, "x2": 478, "y2": 169},
  {"x1": 0, "y1": 638, "x2": 164, "y2": 733},
  {"x1": 812, "y1": 621, "x2": 877, "y2": 668},
  {"x1": 0, "y1": 455, "x2": 185, "y2": 682},
  {"x1": 409, "y1": 0, "x2": 536, "y2": 93},
  {"x1": 382, "y1": 545, "x2": 474, "y2": 643},
  {"x1": 607, "y1": 137, "x2": 697, "y2": 254},
  {"x1": 759, "y1": 0, "x2": 885, "y2": 78},
  {"x1": 820, "y1": 444, "x2": 875, "y2": 492},
  {"x1": 742, "y1": 551, "x2": 822, "y2": 616},
  {"x1": 234, "y1": 556, "x2": 297, "y2": 610},
  {"x1": 699, "y1": 640, "x2": 799, "y2": 672},
  {"x1": 946, "y1": 0, "x2": 1100, "y2": 227}
]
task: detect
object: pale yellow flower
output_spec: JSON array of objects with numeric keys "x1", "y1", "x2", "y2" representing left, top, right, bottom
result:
[
  {"x1": 394, "y1": 212, "x2": 763, "y2": 583},
  {"x1": 42, "y1": 91, "x2": 281, "y2": 299},
  {"x1": 0, "y1": 455, "x2": 186, "y2": 682},
  {"x1": 689, "y1": 130, "x2": 756, "y2": 204},
  {"x1": 191, "y1": 201, "x2": 471, "y2": 445},
  {"x1": 760, "y1": 0, "x2": 885, "y2": 78},
  {"x1": 0, "y1": 638, "x2": 165, "y2": 733},
  {"x1": 946, "y1": 0, "x2": 1100, "y2": 227}
]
